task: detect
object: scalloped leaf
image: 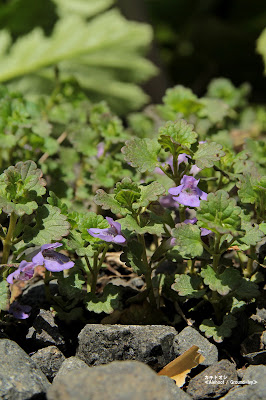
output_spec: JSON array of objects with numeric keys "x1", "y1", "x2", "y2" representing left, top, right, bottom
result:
[
  {"x1": 199, "y1": 314, "x2": 237, "y2": 342},
  {"x1": 0, "y1": 160, "x2": 46, "y2": 216},
  {"x1": 121, "y1": 138, "x2": 160, "y2": 173},
  {"x1": 0, "y1": 10, "x2": 157, "y2": 113},
  {"x1": 158, "y1": 135, "x2": 190, "y2": 155},
  {"x1": 200, "y1": 265, "x2": 241, "y2": 295},
  {"x1": 194, "y1": 142, "x2": 225, "y2": 169},
  {"x1": 236, "y1": 220, "x2": 265, "y2": 250},
  {"x1": 234, "y1": 278, "x2": 260, "y2": 300},
  {"x1": 94, "y1": 189, "x2": 127, "y2": 215},
  {"x1": 114, "y1": 178, "x2": 141, "y2": 209},
  {"x1": 171, "y1": 223, "x2": 203, "y2": 258},
  {"x1": 132, "y1": 181, "x2": 165, "y2": 209},
  {"x1": 85, "y1": 283, "x2": 123, "y2": 314},
  {"x1": 23, "y1": 204, "x2": 70, "y2": 245},
  {"x1": 119, "y1": 214, "x2": 164, "y2": 236},
  {"x1": 120, "y1": 239, "x2": 147, "y2": 275},
  {"x1": 47, "y1": 191, "x2": 68, "y2": 215},
  {"x1": 0, "y1": 277, "x2": 10, "y2": 311},
  {"x1": 197, "y1": 190, "x2": 242, "y2": 236},
  {"x1": 237, "y1": 171, "x2": 266, "y2": 205},
  {"x1": 58, "y1": 271, "x2": 85, "y2": 300},
  {"x1": 159, "y1": 119, "x2": 198, "y2": 148},
  {"x1": 172, "y1": 274, "x2": 206, "y2": 298}
]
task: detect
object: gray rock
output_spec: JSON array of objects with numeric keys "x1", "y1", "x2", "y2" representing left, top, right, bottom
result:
[
  {"x1": 76, "y1": 324, "x2": 177, "y2": 370},
  {"x1": 26, "y1": 309, "x2": 65, "y2": 350},
  {"x1": 219, "y1": 365, "x2": 266, "y2": 399},
  {"x1": 0, "y1": 339, "x2": 50, "y2": 400},
  {"x1": 54, "y1": 357, "x2": 90, "y2": 381},
  {"x1": 241, "y1": 331, "x2": 266, "y2": 364},
  {"x1": 173, "y1": 326, "x2": 218, "y2": 366},
  {"x1": 159, "y1": 376, "x2": 193, "y2": 400},
  {"x1": 31, "y1": 346, "x2": 66, "y2": 381},
  {"x1": 47, "y1": 360, "x2": 190, "y2": 400},
  {"x1": 186, "y1": 359, "x2": 237, "y2": 399}
]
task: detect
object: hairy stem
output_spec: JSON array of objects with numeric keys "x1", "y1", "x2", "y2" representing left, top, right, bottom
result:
[
  {"x1": 138, "y1": 234, "x2": 156, "y2": 308},
  {"x1": 1, "y1": 213, "x2": 18, "y2": 264}
]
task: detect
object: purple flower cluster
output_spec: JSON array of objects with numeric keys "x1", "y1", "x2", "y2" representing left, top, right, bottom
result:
[
  {"x1": 88, "y1": 217, "x2": 126, "y2": 244},
  {"x1": 7, "y1": 243, "x2": 74, "y2": 284},
  {"x1": 6, "y1": 243, "x2": 74, "y2": 319},
  {"x1": 168, "y1": 175, "x2": 208, "y2": 208}
]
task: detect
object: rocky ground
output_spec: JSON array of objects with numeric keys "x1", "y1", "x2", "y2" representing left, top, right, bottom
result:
[{"x1": 1, "y1": 307, "x2": 265, "y2": 400}]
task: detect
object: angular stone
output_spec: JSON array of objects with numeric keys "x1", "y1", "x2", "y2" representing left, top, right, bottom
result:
[
  {"x1": 219, "y1": 365, "x2": 266, "y2": 399},
  {"x1": 31, "y1": 346, "x2": 66, "y2": 381},
  {"x1": 0, "y1": 339, "x2": 50, "y2": 400},
  {"x1": 26, "y1": 309, "x2": 65, "y2": 350},
  {"x1": 186, "y1": 359, "x2": 237, "y2": 399},
  {"x1": 241, "y1": 331, "x2": 266, "y2": 364},
  {"x1": 47, "y1": 360, "x2": 190, "y2": 400},
  {"x1": 54, "y1": 357, "x2": 90, "y2": 381},
  {"x1": 76, "y1": 324, "x2": 177, "y2": 370},
  {"x1": 173, "y1": 326, "x2": 218, "y2": 366}
]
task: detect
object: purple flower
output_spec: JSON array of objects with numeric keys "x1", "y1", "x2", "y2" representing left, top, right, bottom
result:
[
  {"x1": 6, "y1": 261, "x2": 36, "y2": 284},
  {"x1": 88, "y1": 217, "x2": 126, "y2": 244},
  {"x1": 168, "y1": 175, "x2": 208, "y2": 207},
  {"x1": 178, "y1": 153, "x2": 191, "y2": 165},
  {"x1": 184, "y1": 217, "x2": 212, "y2": 236},
  {"x1": 9, "y1": 301, "x2": 32, "y2": 319},
  {"x1": 97, "y1": 142, "x2": 105, "y2": 158},
  {"x1": 190, "y1": 164, "x2": 201, "y2": 176},
  {"x1": 32, "y1": 243, "x2": 74, "y2": 272}
]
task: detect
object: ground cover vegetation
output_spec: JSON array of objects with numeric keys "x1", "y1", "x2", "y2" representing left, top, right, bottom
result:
[{"x1": 0, "y1": 0, "x2": 265, "y2": 350}]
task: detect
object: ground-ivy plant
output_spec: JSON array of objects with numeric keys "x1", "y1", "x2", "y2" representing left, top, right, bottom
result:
[{"x1": 0, "y1": 80, "x2": 265, "y2": 343}]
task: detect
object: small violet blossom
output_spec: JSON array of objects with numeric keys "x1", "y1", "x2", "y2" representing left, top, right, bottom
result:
[
  {"x1": 184, "y1": 217, "x2": 212, "y2": 236},
  {"x1": 9, "y1": 301, "x2": 32, "y2": 319},
  {"x1": 88, "y1": 217, "x2": 126, "y2": 244},
  {"x1": 32, "y1": 243, "x2": 74, "y2": 272},
  {"x1": 6, "y1": 261, "x2": 36, "y2": 284},
  {"x1": 168, "y1": 175, "x2": 208, "y2": 207}
]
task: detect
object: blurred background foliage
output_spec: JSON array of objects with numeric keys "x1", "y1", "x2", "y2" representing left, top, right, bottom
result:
[{"x1": 0, "y1": 0, "x2": 266, "y2": 110}]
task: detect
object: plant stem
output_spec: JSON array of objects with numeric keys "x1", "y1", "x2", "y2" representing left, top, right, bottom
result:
[
  {"x1": 44, "y1": 269, "x2": 52, "y2": 303},
  {"x1": 244, "y1": 245, "x2": 256, "y2": 277},
  {"x1": 84, "y1": 255, "x2": 93, "y2": 292},
  {"x1": 1, "y1": 213, "x2": 18, "y2": 264},
  {"x1": 138, "y1": 234, "x2": 156, "y2": 308},
  {"x1": 90, "y1": 246, "x2": 109, "y2": 294},
  {"x1": 212, "y1": 234, "x2": 221, "y2": 272},
  {"x1": 179, "y1": 206, "x2": 186, "y2": 222}
]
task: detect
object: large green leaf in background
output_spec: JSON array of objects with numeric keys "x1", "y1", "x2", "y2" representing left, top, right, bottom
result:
[{"x1": 0, "y1": 0, "x2": 157, "y2": 113}]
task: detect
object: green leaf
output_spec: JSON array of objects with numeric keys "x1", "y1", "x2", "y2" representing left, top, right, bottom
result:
[
  {"x1": 119, "y1": 214, "x2": 164, "y2": 236},
  {"x1": 194, "y1": 142, "x2": 225, "y2": 169},
  {"x1": 54, "y1": 0, "x2": 114, "y2": 18},
  {"x1": 121, "y1": 138, "x2": 160, "y2": 173},
  {"x1": 2, "y1": 10, "x2": 157, "y2": 113},
  {"x1": 58, "y1": 271, "x2": 85, "y2": 301},
  {"x1": 162, "y1": 85, "x2": 203, "y2": 117},
  {"x1": 47, "y1": 191, "x2": 68, "y2": 215},
  {"x1": 236, "y1": 220, "x2": 265, "y2": 250},
  {"x1": 0, "y1": 277, "x2": 9, "y2": 311},
  {"x1": 171, "y1": 223, "x2": 203, "y2": 257},
  {"x1": 198, "y1": 98, "x2": 230, "y2": 123},
  {"x1": 200, "y1": 265, "x2": 241, "y2": 295},
  {"x1": 197, "y1": 190, "x2": 242, "y2": 236},
  {"x1": 0, "y1": 160, "x2": 46, "y2": 216},
  {"x1": 199, "y1": 314, "x2": 237, "y2": 342},
  {"x1": 206, "y1": 78, "x2": 250, "y2": 108},
  {"x1": 259, "y1": 222, "x2": 266, "y2": 234},
  {"x1": 114, "y1": 178, "x2": 141, "y2": 209},
  {"x1": 234, "y1": 278, "x2": 260, "y2": 300},
  {"x1": 159, "y1": 119, "x2": 198, "y2": 148},
  {"x1": 172, "y1": 274, "x2": 206, "y2": 298},
  {"x1": 237, "y1": 171, "x2": 266, "y2": 205},
  {"x1": 132, "y1": 181, "x2": 165, "y2": 209},
  {"x1": 230, "y1": 297, "x2": 246, "y2": 314},
  {"x1": 120, "y1": 240, "x2": 147, "y2": 275},
  {"x1": 23, "y1": 204, "x2": 70, "y2": 245},
  {"x1": 85, "y1": 283, "x2": 122, "y2": 314},
  {"x1": 94, "y1": 189, "x2": 128, "y2": 215},
  {"x1": 257, "y1": 27, "x2": 266, "y2": 75}
]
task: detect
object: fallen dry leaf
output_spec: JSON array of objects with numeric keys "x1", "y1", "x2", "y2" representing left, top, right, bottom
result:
[{"x1": 157, "y1": 345, "x2": 205, "y2": 387}]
